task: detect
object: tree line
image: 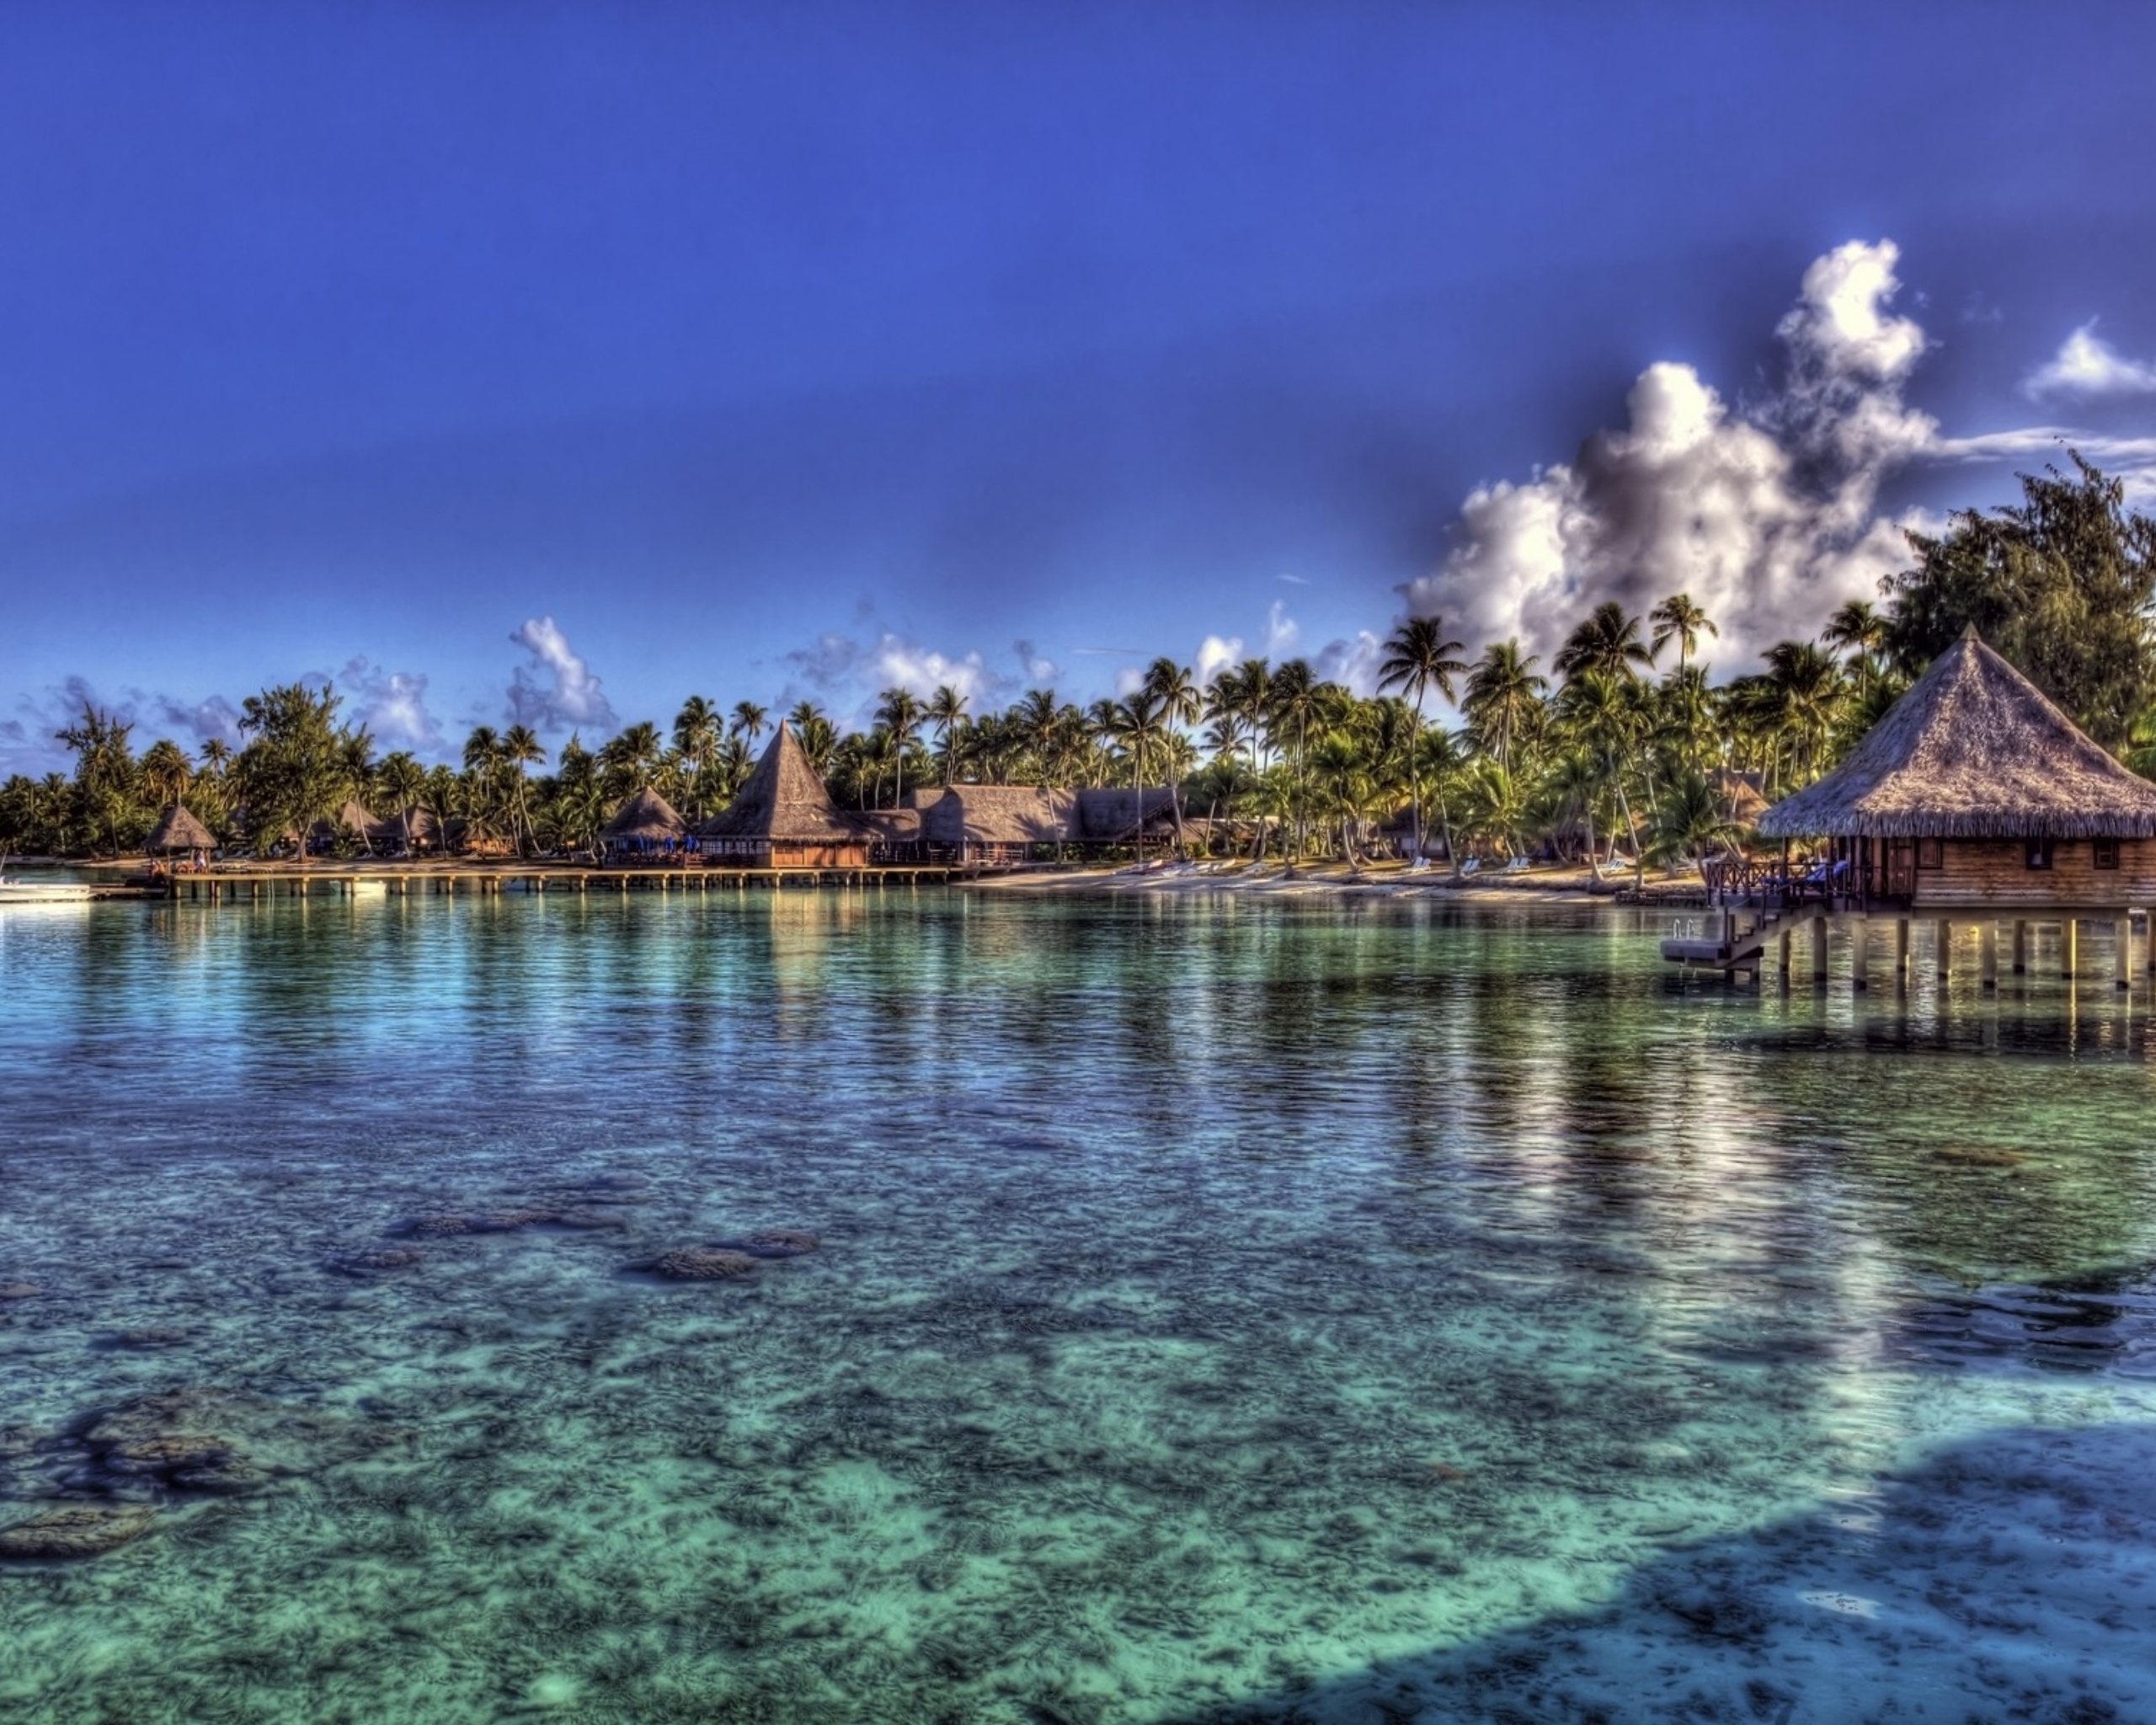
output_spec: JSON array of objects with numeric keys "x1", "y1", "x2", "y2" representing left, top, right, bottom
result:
[{"x1": 7, "y1": 457, "x2": 2153, "y2": 865}]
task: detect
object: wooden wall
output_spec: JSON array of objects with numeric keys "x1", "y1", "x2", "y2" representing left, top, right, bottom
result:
[
  {"x1": 767, "y1": 841, "x2": 869, "y2": 869},
  {"x1": 1913, "y1": 838, "x2": 2156, "y2": 907}
]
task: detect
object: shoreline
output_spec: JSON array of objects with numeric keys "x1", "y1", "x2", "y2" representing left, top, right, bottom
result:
[
  {"x1": 42, "y1": 852, "x2": 1705, "y2": 907},
  {"x1": 963, "y1": 862, "x2": 1655, "y2": 904}
]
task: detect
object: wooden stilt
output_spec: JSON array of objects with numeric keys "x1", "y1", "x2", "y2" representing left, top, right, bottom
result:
[
  {"x1": 2063, "y1": 917, "x2": 2079, "y2": 978},
  {"x1": 1894, "y1": 918, "x2": 1911, "y2": 984},
  {"x1": 1812, "y1": 915, "x2": 1828, "y2": 985},
  {"x1": 1934, "y1": 917, "x2": 1952, "y2": 980},
  {"x1": 1980, "y1": 921, "x2": 1998, "y2": 991},
  {"x1": 1850, "y1": 916, "x2": 1870, "y2": 990},
  {"x1": 2117, "y1": 910, "x2": 2134, "y2": 991},
  {"x1": 2012, "y1": 921, "x2": 2028, "y2": 974},
  {"x1": 1777, "y1": 927, "x2": 1792, "y2": 991}
]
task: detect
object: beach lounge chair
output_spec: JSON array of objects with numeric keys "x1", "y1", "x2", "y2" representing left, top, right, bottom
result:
[
  {"x1": 1458, "y1": 857, "x2": 1481, "y2": 877},
  {"x1": 1502, "y1": 856, "x2": 1529, "y2": 874}
]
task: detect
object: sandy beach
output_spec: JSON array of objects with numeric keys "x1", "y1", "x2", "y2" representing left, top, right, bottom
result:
[{"x1": 963, "y1": 859, "x2": 1630, "y2": 902}]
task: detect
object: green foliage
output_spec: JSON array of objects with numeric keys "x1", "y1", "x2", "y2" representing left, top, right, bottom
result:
[{"x1": 1882, "y1": 453, "x2": 2156, "y2": 749}]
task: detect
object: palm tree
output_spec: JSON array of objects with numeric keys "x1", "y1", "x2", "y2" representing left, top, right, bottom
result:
[
  {"x1": 1554, "y1": 669, "x2": 1644, "y2": 881},
  {"x1": 1556, "y1": 601, "x2": 1654, "y2": 682},
  {"x1": 926, "y1": 685, "x2": 969, "y2": 788},
  {"x1": 873, "y1": 689, "x2": 924, "y2": 806},
  {"x1": 1823, "y1": 598, "x2": 1887, "y2": 701},
  {"x1": 1648, "y1": 593, "x2": 1718, "y2": 675},
  {"x1": 729, "y1": 702, "x2": 769, "y2": 747},
  {"x1": 1462, "y1": 640, "x2": 1548, "y2": 772},
  {"x1": 1142, "y1": 658, "x2": 1200, "y2": 843},
  {"x1": 1105, "y1": 693, "x2": 1168, "y2": 856},
  {"x1": 1377, "y1": 615, "x2": 1468, "y2": 858},
  {"x1": 501, "y1": 724, "x2": 547, "y2": 855},
  {"x1": 139, "y1": 738, "x2": 194, "y2": 810},
  {"x1": 1756, "y1": 642, "x2": 1849, "y2": 791},
  {"x1": 1266, "y1": 660, "x2": 1319, "y2": 859},
  {"x1": 600, "y1": 721, "x2": 664, "y2": 793}
]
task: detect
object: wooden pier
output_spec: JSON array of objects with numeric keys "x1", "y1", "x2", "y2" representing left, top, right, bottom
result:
[
  {"x1": 1666, "y1": 905, "x2": 2151, "y2": 991},
  {"x1": 159, "y1": 864, "x2": 968, "y2": 902}
]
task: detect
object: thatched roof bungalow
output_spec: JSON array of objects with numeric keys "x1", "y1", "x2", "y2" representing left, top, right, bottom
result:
[
  {"x1": 698, "y1": 725, "x2": 873, "y2": 868},
  {"x1": 1755, "y1": 628, "x2": 2156, "y2": 909},
  {"x1": 311, "y1": 797, "x2": 390, "y2": 852},
  {"x1": 145, "y1": 803, "x2": 216, "y2": 854},
  {"x1": 601, "y1": 786, "x2": 690, "y2": 854}
]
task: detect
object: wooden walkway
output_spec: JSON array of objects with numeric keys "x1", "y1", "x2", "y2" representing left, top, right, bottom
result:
[{"x1": 162, "y1": 866, "x2": 967, "y2": 901}]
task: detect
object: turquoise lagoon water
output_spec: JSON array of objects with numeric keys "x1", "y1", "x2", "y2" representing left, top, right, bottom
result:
[{"x1": 2, "y1": 888, "x2": 2154, "y2": 1723}]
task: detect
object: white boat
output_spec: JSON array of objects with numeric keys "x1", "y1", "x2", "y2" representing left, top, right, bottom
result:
[
  {"x1": 0, "y1": 879, "x2": 99, "y2": 902},
  {"x1": 0, "y1": 859, "x2": 100, "y2": 902}
]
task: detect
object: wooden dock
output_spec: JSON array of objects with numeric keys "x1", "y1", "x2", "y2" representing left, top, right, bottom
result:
[{"x1": 159, "y1": 865, "x2": 968, "y2": 901}]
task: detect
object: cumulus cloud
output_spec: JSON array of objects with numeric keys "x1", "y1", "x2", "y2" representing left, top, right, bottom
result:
[
  {"x1": 1193, "y1": 634, "x2": 1243, "y2": 687},
  {"x1": 1315, "y1": 630, "x2": 1385, "y2": 696},
  {"x1": 2024, "y1": 322, "x2": 2156, "y2": 400},
  {"x1": 507, "y1": 617, "x2": 616, "y2": 734},
  {"x1": 1013, "y1": 639, "x2": 1060, "y2": 685},
  {"x1": 145, "y1": 692, "x2": 247, "y2": 750},
  {"x1": 337, "y1": 658, "x2": 442, "y2": 754},
  {"x1": 780, "y1": 621, "x2": 1013, "y2": 723},
  {"x1": 1401, "y1": 238, "x2": 1941, "y2": 668}
]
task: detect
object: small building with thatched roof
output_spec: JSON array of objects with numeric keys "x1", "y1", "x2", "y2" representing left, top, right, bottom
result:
[
  {"x1": 601, "y1": 786, "x2": 690, "y2": 855},
  {"x1": 382, "y1": 806, "x2": 438, "y2": 854},
  {"x1": 145, "y1": 803, "x2": 216, "y2": 855},
  {"x1": 1755, "y1": 628, "x2": 2156, "y2": 910},
  {"x1": 909, "y1": 785, "x2": 1079, "y2": 862},
  {"x1": 698, "y1": 725, "x2": 873, "y2": 868},
  {"x1": 1686, "y1": 629, "x2": 2156, "y2": 989},
  {"x1": 310, "y1": 797, "x2": 390, "y2": 853}
]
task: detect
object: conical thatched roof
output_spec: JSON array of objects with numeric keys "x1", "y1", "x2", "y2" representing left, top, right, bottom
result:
[
  {"x1": 698, "y1": 724, "x2": 871, "y2": 842},
  {"x1": 602, "y1": 785, "x2": 689, "y2": 841},
  {"x1": 1758, "y1": 628, "x2": 2156, "y2": 840},
  {"x1": 144, "y1": 803, "x2": 215, "y2": 852},
  {"x1": 312, "y1": 797, "x2": 384, "y2": 840}
]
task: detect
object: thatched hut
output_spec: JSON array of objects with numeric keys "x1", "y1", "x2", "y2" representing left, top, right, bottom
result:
[
  {"x1": 382, "y1": 806, "x2": 438, "y2": 854},
  {"x1": 1756, "y1": 628, "x2": 2156, "y2": 909},
  {"x1": 698, "y1": 725, "x2": 873, "y2": 868},
  {"x1": 910, "y1": 785, "x2": 1079, "y2": 862},
  {"x1": 601, "y1": 787, "x2": 690, "y2": 856},
  {"x1": 1074, "y1": 787, "x2": 1182, "y2": 844},
  {"x1": 144, "y1": 803, "x2": 216, "y2": 855},
  {"x1": 311, "y1": 797, "x2": 388, "y2": 853}
]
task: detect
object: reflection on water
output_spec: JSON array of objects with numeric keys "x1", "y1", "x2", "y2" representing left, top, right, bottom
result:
[{"x1": 1, "y1": 891, "x2": 2153, "y2": 1722}]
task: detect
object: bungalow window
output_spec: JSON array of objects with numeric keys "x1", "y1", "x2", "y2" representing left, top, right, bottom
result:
[
  {"x1": 1916, "y1": 838, "x2": 1944, "y2": 869},
  {"x1": 2095, "y1": 838, "x2": 2121, "y2": 871},
  {"x1": 2025, "y1": 838, "x2": 2055, "y2": 871}
]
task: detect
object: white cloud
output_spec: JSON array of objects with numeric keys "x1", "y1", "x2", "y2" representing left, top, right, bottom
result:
[
  {"x1": 2024, "y1": 322, "x2": 2156, "y2": 400},
  {"x1": 780, "y1": 622, "x2": 1012, "y2": 724},
  {"x1": 1315, "y1": 630, "x2": 1385, "y2": 696},
  {"x1": 339, "y1": 658, "x2": 442, "y2": 754},
  {"x1": 1013, "y1": 639, "x2": 1060, "y2": 685},
  {"x1": 1402, "y1": 238, "x2": 1940, "y2": 669},
  {"x1": 507, "y1": 616, "x2": 616, "y2": 734},
  {"x1": 1193, "y1": 634, "x2": 1243, "y2": 687},
  {"x1": 1263, "y1": 600, "x2": 1300, "y2": 660}
]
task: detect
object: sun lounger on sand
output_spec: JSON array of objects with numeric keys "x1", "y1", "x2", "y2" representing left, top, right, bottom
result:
[{"x1": 1459, "y1": 857, "x2": 1481, "y2": 877}]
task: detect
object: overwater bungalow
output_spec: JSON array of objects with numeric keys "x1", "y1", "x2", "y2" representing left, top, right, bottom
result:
[
  {"x1": 600, "y1": 786, "x2": 690, "y2": 859},
  {"x1": 1685, "y1": 628, "x2": 2156, "y2": 986},
  {"x1": 697, "y1": 724, "x2": 874, "y2": 868}
]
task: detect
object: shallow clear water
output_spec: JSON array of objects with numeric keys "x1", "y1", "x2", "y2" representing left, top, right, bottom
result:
[{"x1": 3, "y1": 889, "x2": 2154, "y2": 1723}]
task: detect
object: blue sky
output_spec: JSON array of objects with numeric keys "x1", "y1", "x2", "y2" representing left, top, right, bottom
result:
[{"x1": 5, "y1": 1, "x2": 2155, "y2": 771}]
